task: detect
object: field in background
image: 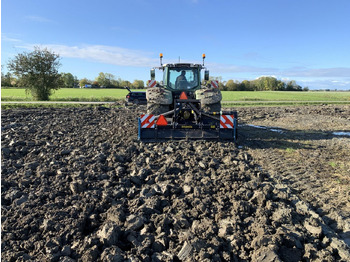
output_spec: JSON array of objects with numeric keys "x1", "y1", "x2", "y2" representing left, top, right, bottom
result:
[
  {"x1": 1, "y1": 89, "x2": 350, "y2": 105},
  {"x1": 1, "y1": 88, "x2": 130, "y2": 102}
]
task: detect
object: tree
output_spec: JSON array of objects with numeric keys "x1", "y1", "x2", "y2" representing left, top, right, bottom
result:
[
  {"x1": 96, "y1": 72, "x2": 116, "y2": 87},
  {"x1": 1, "y1": 67, "x2": 15, "y2": 87},
  {"x1": 132, "y1": 80, "x2": 144, "y2": 89},
  {"x1": 8, "y1": 46, "x2": 61, "y2": 100},
  {"x1": 225, "y1": 80, "x2": 238, "y2": 91},
  {"x1": 120, "y1": 80, "x2": 131, "y2": 87},
  {"x1": 79, "y1": 78, "x2": 90, "y2": 88},
  {"x1": 286, "y1": 80, "x2": 302, "y2": 91},
  {"x1": 60, "y1": 73, "x2": 75, "y2": 88}
]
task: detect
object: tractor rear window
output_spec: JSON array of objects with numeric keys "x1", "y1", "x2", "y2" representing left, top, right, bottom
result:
[{"x1": 168, "y1": 68, "x2": 199, "y2": 90}]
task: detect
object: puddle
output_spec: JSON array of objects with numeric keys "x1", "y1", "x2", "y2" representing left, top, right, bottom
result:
[
  {"x1": 244, "y1": 125, "x2": 350, "y2": 137},
  {"x1": 333, "y1": 132, "x2": 350, "y2": 137},
  {"x1": 244, "y1": 124, "x2": 284, "y2": 134}
]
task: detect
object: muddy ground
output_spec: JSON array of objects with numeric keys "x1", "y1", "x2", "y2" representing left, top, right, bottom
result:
[{"x1": 1, "y1": 104, "x2": 350, "y2": 261}]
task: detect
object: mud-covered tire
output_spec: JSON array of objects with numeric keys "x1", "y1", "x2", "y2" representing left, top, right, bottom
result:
[
  {"x1": 147, "y1": 103, "x2": 170, "y2": 115},
  {"x1": 201, "y1": 102, "x2": 221, "y2": 113}
]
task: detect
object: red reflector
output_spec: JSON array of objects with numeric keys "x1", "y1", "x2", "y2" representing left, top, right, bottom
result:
[
  {"x1": 179, "y1": 92, "x2": 188, "y2": 100},
  {"x1": 156, "y1": 115, "x2": 168, "y2": 126}
]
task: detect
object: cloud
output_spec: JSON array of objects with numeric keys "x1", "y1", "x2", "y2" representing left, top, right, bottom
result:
[
  {"x1": 25, "y1": 16, "x2": 54, "y2": 23},
  {"x1": 282, "y1": 67, "x2": 350, "y2": 78},
  {"x1": 297, "y1": 79, "x2": 350, "y2": 90},
  {"x1": 15, "y1": 42, "x2": 350, "y2": 90},
  {"x1": 2, "y1": 34, "x2": 21, "y2": 42},
  {"x1": 212, "y1": 63, "x2": 350, "y2": 79},
  {"x1": 20, "y1": 44, "x2": 159, "y2": 67},
  {"x1": 208, "y1": 62, "x2": 276, "y2": 74}
]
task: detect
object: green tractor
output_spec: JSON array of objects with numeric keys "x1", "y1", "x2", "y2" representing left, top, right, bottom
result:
[{"x1": 138, "y1": 54, "x2": 237, "y2": 141}]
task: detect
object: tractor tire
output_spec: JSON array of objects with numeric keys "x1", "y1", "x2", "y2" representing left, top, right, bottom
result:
[
  {"x1": 201, "y1": 102, "x2": 221, "y2": 113},
  {"x1": 147, "y1": 103, "x2": 169, "y2": 115},
  {"x1": 146, "y1": 87, "x2": 172, "y2": 115},
  {"x1": 146, "y1": 87, "x2": 173, "y2": 104},
  {"x1": 196, "y1": 86, "x2": 222, "y2": 113}
]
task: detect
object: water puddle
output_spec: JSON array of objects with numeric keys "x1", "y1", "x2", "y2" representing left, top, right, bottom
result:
[
  {"x1": 244, "y1": 124, "x2": 350, "y2": 137},
  {"x1": 333, "y1": 132, "x2": 350, "y2": 137},
  {"x1": 244, "y1": 124, "x2": 284, "y2": 134}
]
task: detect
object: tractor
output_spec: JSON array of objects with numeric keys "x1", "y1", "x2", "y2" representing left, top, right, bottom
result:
[{"x1": 138, "y1": 54, "x2": 237, "y2": 141}]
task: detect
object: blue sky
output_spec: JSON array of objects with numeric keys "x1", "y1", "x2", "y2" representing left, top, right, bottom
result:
[{"x1": 2, "y1": 0, "x2": 350, "y2": 90}]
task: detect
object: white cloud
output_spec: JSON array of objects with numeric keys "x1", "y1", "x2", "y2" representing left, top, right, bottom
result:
[
  {"x1": 2, "y1": 34, "x2": 21, "y2": 42},
  {"x1": 14, "y1": 42, "x2": 350, "y2": 90},
  {"x1": 25, "y1": 15, "x2": 54, "y2": 23},
  {"x1": 282, "y1": 67, "x2": 350, "y2": 78},
  {"x1": 297, "y1": 79, "x2": 350, "y2": 90},
  {"x1": 20, "y1": 44, "x2": 159, "y2": 67},
  {"x1": 208, "y1": 62, "x2": 276, "y2": 74}
]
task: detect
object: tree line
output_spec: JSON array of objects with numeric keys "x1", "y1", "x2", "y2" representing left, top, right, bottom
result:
[
  {"x1": 2, "y1": 70, "x2": 145, "y2": 89},
  {"x1": 210, "y1": 76, "x2": 308, "y2": 91},
  {"x1": 3, "y1": 70, "x2": 308, "y2": 92}
]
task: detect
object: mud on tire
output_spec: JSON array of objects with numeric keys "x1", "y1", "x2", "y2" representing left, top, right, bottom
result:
[
  {"x1": 147, "y1": 103, "x2": 169, "y2": 115},
  {"x1": 201, "y1": 101, "x2": 221, "y2": 113}
]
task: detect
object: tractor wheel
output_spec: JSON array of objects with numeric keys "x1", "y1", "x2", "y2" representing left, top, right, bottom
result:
[
  {"x1": 202, "y1": 102, "x2": 221, "y2": 113},
  {"x1": 147, "y1": 103, "x2": 169, "y2": 116}
]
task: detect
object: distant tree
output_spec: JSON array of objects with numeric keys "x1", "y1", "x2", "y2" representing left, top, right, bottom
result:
[
  {"x1": 303, "y1": 86, "x2": 309, "y2": 92},
  {"x1": 79, "y1": 78, "x2": 90, "y2": 88},
  {"x1": 285, "y1": 80, "x2": 302, "y2": 91},
  {"x1": 132, "y1": 80, "x2": 145, "y2": 89},
  {"x1": 7, "y1": 47, "x2": 61, "y2": 100},
  {"x1": 111, "y1": 79, "x2": 120, "y2": 88},
  {"x1": 251, "y1": 76, "x2": 286, "y2": 91},
  {"x1": 1, "y1": 69, "x2": 14, "y2": 87},
  {"x1": 74, "y1": 76, "x2": 79, "y2": 88},
  {"x1": 240, "y1": 80, "x2": 252, "y2": 91},
  {"x1": 225, "y1": 79, "x2": 238, "y2": 91},
  {"x1": 120, "y1": 80, "x2": 131, "y2": 87},
  {"x1": 60, "y1": 73, "x2": 75, "y2": 88},
  {"x1": 96, "y1": 72, "x2": 116, "y2": 87},
  {"x1": 92, "y1": 81, "x2": 100, "y2": 87}
]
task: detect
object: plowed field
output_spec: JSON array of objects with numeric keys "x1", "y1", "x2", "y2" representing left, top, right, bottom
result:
[{"x1": 1, "y1": 104, "x2": 350, "y2": 261}]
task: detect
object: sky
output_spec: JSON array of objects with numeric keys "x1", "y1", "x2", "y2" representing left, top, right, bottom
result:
[{"x1": 2, "y1": 0, "x2": 350, "y2": 90}]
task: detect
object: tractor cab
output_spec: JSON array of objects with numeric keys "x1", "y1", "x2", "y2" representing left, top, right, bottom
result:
[
  {"x1": 163, "y1": 63, "x2": 202, "y2": 91},
  {"x1": 150, "y1": 54, "x2": 210, "y2": 93}
]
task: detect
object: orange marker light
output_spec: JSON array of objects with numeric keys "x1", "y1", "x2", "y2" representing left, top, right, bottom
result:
[
  {"x1": 160, "y1": 53, "x2": 163, "y2": 58},
  {"x1": 179, "y1": 92, "x2": 188, "y2": 100},
  {"x1": 156, "y1": 115, "x2": 168, "y2": 126}
]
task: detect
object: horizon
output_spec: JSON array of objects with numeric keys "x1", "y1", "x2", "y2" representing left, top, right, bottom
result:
[{"x1": 2, "y1": 0, "x2": 350, "y2": 90}]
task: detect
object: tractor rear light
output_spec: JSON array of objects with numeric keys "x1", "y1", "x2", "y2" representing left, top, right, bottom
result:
[
  {"x1": 156, "y1": 115, "x2": 168, "y2": 126},
  {"x1": 126, "y1": 95, "x2": 130, "y2": 98},
  {"x1": 179, "y1": 92, "x2": 188, "y2": 100}
]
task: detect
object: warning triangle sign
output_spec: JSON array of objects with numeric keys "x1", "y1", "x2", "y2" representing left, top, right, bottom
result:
[
  {"x1": 156, "y1": 115, "x2": 168, "y2": 126},
  {"x1": 179, "y1": 92, "x2": 188, "y2": 100}
]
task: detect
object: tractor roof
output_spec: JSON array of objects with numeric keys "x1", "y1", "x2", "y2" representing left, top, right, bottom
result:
[{"x1": 162, "y1": 63, "x2": 204, "y2": 69}]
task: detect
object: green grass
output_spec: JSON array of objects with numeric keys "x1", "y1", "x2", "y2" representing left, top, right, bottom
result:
[
  {"x1": 1, "y1": 103, "x2": 100, "y2": 110},
  {"x1": 1, "y1": 88, "x2": 133, "y2": 102},
  {"x1": 2, "y1": 89, "x2": 350, "y2": 105},
  {"x1": 285, "y1": 147, "x2": 296, "y2": 154},
  {"x1": 329, "y1": 161, "x2": 337, "y2": 168},
  {"x1": 221, "y1": 91, "x2": 350, "y2": 102}
]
